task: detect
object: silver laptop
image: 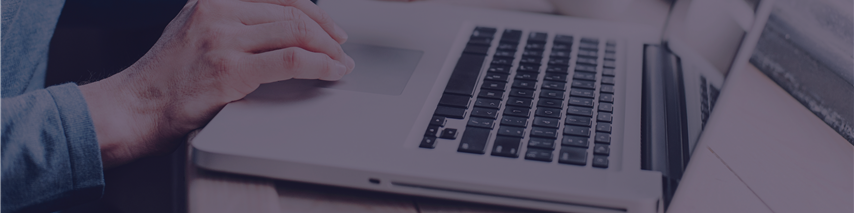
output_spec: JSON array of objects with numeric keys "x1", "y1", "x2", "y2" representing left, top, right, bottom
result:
[{"x1": 191, "y1": 0, "x2": 773, "y2": 212}]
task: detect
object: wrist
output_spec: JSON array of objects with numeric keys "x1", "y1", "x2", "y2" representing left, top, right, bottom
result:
[{"x1": 79, "y1": 70, "x2": 167, "y2": 168}]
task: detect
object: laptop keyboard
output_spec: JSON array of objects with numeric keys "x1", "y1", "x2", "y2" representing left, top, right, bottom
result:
[{"x1": 421, "y1": 27, "x2": 618, "y2": 168}]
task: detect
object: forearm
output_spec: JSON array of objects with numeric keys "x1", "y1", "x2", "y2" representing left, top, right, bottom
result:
[{"x1": 1, "y1": 84, "x2": 104, "y2": 213}]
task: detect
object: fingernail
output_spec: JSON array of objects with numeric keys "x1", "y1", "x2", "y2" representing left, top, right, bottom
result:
[
  {"x1": 334, "y1": 62, "x2": 348, "y2": 78},
  {"x1": 334, "y1": 25, "x2": 349, "y2": 43},
  {"x1": 345, "y1": 55, "x2": 355, "y2": 74}
]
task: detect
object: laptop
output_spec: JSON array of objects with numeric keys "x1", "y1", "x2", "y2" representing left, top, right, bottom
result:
[{"x1": 191, "y1": 0, "x2": 774, "y2": 212}]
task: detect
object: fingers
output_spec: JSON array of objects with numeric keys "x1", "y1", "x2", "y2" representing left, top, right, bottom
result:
[
  {"x1": 241, "y1": 0, "x2": 348, "y2": 44},
  {"x1": 236, "y1": 6, "x2": 353, "y2": 68},
  {"x1": 243, "y1": 47, "x2": 348, "y2": 82}
]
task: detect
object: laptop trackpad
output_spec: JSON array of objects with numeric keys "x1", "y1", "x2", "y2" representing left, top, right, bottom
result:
[{"x1": 316, "y1": 43, "x2": 423, "y2": 95}]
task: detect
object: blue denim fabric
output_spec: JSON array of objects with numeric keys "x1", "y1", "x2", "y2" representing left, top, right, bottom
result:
[{"x1": 1, "y1": 0, "x2": 105, "y2": 212}]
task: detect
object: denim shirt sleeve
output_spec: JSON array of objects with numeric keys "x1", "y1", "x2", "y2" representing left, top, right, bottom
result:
[{"x1": 1, "y1": 83, "x2": 104, "y2": 213}]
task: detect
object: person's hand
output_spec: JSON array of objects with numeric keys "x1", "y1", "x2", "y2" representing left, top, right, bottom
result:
[{"x1": 80, "y1": 0, "x2": 354, "y2": 168}]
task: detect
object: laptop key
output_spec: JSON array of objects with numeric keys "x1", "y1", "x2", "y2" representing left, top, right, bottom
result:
[
  {"x1": 458, "y1": 127, "x2": 492, "y2": 154},
  {"x1": 539, "y1": 90, "x2": 564, "y2": 99},
  {"x1": 570, "y1": 88, "x2": 595, "y2": 98},
  {"x1": 474, "y1": 98, "x2": 501, "y2": 109},
  {"x1": 535, "y1": 107, "x2": 562, "y2": 118},
  {"x1": 497, "y1": 42, "x2": 517, "y2": 51},
  {"x1": 597, "y1": 112, "x2": 613, "y2": 122},
  {"x1": 484, "y1": 72, "x2": 509, "y2": 82},
  {"x1": 439, "y1": 93, "x2": 471, "y2": 108},
  {"x1": 512, "y1": 80, "x2": 537, "y2": 90},
  {"x1": 578, "y1": 50, "x2": 598, "y2": 58},
  {"x1": 563, "y1": 125, "x2": 590, "y2": 137},
  {"x1": 494, "y1": 50, "x2": 515, "y2": 58},
  {"x1": 528, "y1": 32, "x2": 548, "y2": 43},
  {"x1": 573, "y1": 71, "x2": 596, "y2": 81},
  {"x1": 544, "y1": 73, "x2": 568, "y2": 82},
  {"x1": 554, "y1": 35, "x2": 574, "y2": 44},
  {"x1": 541, "y1": 81, "x2": 566, "y2": 91},
  {"x1": 522, "y1": 50, "x2": 543, "y2": 58},
  {"x1": 435, "y1": 106, "x2": 466, "y2": 119},
  {"x1": 575, "y1": 64, "x2": 597, "y2": 73},
  {"x1": 602, "y1": 68, "x2": 616, "y2": 76},
  {"x1": 478, "y1": 89, "x2": 504, "y2": 99},
  {"x1": 596, "y1": 123, "x2": 612, "y2": 133},
  {"x1": 425, "y1": 125, "x2": 440, "y2": 137},
  {"x1": 509, "y1": 88, "x2": 536, "y2": 98},
  {"x1": 562, "y1": 135, "x2": 590, "y2": 148},
  {"x1": 481, "y1": 80, "x2": 507, "y2": 91},
  {"x1": 604, "y1": 53, "x2": 616, "y2": 61},
  {"x1": 546, "y1": 66, "x2": 569, "y2": 73},
  {"x1": 444, "y1": 54, "x2": 485, "y2": 96},
  {"x1": 525, "y1": 148, "x2": 553, "y2": 162},
  {"x1": 578, "y1": 42, "x2": 598, "y2": 50},
  {"x1": 440, "y1": 128, "x2": 458, "y2": 139},
  {"x1": 500, "y1": 116, "x2": 528, "y2": 127},
  {"x1": 592, "y1": 155, "x2": 609, "y2": 168},
  {"x1": 467, "y1": 38, "x2": 493, "y2": 46},
  {"x1": 580, "y1": 37, "x2": 599, "y2": 44},
  {"x1": 501, "y1": 29, "x2": 522, "y2": 43},
  {"x1": 598, "y1": 103, "x2": 613, "y2": 112},
  {"x1": 533, "y1": 117, "x2": 560, "y2": 128},
  {"x1": 537, "y1": 98, "x2": 563, "y2": 108},
  {"x1": 576, "y1": 57, "x2": 598, "y2": 66},
  {"x1": 599, "y1": 94, "x2": 614, "y2": 103},
  {"x1": 602, "y1": 76, "x2": 615, "y2": 85},
  {"x1": 569, "y1": 97, "x2": 594, "y2": 107},
  {"x1": 603, "y1": 60, "x2": 616, "y2": 68},
  {"x1": 515, "y1": 72, "x2": 539, "y2": 81},
  {"x1": 552, "y1": 44, "x2": 571, "y2": 51},
  {"x1": 528, "y1": 137, "x2": 556, "y2": 150},
  {"x1": 491, "y1": 57, "x2": 513, "y2": 66},
  {"x1": 430, "y1": 116, "x2": 446, "y2": 127},
  {"x1": 519, "y1": 57, "x2": 541, "y2": 65},
  {"x1": 518, "y1": 64, "x2": 540, "y2": 72},
  {"x1": 498, "y1": 126, "x2": 525, "y2": 137},
  {"x1": 565, "y1": 115, "x2": 592, "y2": 127},
  {"x1": 595, "y1": 133, "x2": 611, "y2": 144},
  {"x1": 467, "y1": 117, "x2": 496, "y2": 128},
  {"x1": 503, "y1": 106, "x2": 531, "y2": 117},
  {"x1": 525, "y1": 43, "x2": 546, "y2": 50},
  {"x1": 488, "y1": 65, "x2": 512, "y2": 73},
  {"x1": 491, "y1": 136, "x2": 522, "y2": 158},
  {"x1": 558, "y1": 146, "x2": 588, "y2": 166},
  {"x1": 550, "y1": 51, "x2": 571, "y2": 58},
  {"x1": 471, "y1": 107, "x2": 499, "y2": 119},
  {"x1": 601, "y1": 85, "x2": 615, "y2": 93},
  {"x1": 593, "y1": 144, "x2": 610, "y2": 156},
  {"x1": 571, "y1": 80, "x2": 596, "y2": 89},
  {"x1": 472, "y1": 27, "x2": 497, "y2": 38},
  {"x1": 548, "y1": 58, "x2": 570, "y2": 66},
  {"x1": 506, "y1": 97, "x2": 533, "y2": 108},
  {"x1": 463, "y1": 45, "x2": 490, "y2": 55},
  {"x1": 530, "y1": 127, "x2": 559, "y2": 139},
  {"x1": 419, "y1": 136, "x2": 438, "y2": 148},
  {"x1": 566, "y1": 106, "x2": 594, "y2": 116}
]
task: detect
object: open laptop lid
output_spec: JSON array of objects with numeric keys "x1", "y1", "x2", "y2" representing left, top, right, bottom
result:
[
  {"x1": 645, "y1": 0, "x2": 774, "y2": 207},
  {"x1": 661, "y1": 0, "x2": 775, "y2": 154}
]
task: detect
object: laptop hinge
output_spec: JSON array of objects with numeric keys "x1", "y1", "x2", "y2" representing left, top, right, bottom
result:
[{"x1": 641, "y1": 44, "x2": 689, "y2": 210}]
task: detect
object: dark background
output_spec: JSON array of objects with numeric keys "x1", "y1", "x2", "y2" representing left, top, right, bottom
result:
[{"x1": 47, "y1": 1, "x2": 187, "y2": 212}]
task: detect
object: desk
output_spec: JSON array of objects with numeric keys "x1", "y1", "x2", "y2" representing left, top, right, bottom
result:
[
  {"x1": 184, "y1": 62, "x2": 851, "y2": 213},
  {"x1": 183, "y1": 1, "x2": 852, "y2": 212}
]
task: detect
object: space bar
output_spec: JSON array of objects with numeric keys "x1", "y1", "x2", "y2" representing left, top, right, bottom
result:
[{"x1": 443, "y1": 53, "x2": 486, "y2": 96}]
